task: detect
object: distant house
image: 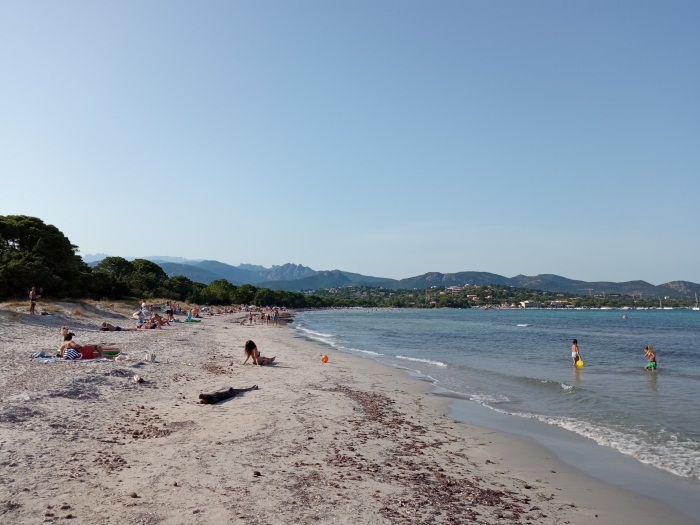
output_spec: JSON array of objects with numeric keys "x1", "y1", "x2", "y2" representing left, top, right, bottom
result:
[
  {"x1": 549, "y1": 300, "x2": 569, "y2": 308},
  {"x1": 520, "y1": 300, "x2": 542, "y2": 308},
  {"x1": 466, "y1": 295, "x2": 479, "y2": 300}
]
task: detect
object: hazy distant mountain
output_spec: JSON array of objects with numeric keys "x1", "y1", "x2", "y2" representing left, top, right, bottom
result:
[
  {"x1": 158, "y1": 263, "x2": 230, "y2": 285},
  {"x1": 237, "y1": 263, "x2": 269, "y2": 272},
  {"x1": 262, "y1": 263, "x2": 316, "y2": 282},
  {"x1": 82, "y1": 254, "x2": 201, "y2": 265},
  {"x1": 259, "y1": 271, "x2": 353, "y2": 291},
  {"x1": 192, "y1": 260, "x2": 261, "y2": 284},
  {"x1": 84, "y1": 254, "x2": 700, "y2": 297},
  {"x1": 82, "y1": 253, "x2": 111, "y2": 263}
]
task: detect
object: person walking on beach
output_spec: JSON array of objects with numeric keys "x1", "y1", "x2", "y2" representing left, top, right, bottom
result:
[
  {"x1": 644, "y1": 346, "x2": 657, "y2": 372},
  {"x1": 571, "y1": 339, "x2": 581, "y2": 365},
  {"x1": 28, "y1": 286, "x2": 38, "y2": 315}
]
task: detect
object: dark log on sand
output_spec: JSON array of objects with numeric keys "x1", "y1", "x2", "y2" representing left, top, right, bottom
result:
[{"x1": 199, "y1": 385, "x2": 258, "y2": 404}]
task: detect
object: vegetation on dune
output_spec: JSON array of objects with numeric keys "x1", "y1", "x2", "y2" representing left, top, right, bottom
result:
[{"x1": 0, "y1": 216, "x2": 348, "y2": 308}]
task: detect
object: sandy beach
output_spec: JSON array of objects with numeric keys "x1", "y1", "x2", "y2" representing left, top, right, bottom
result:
[{"x1": 0, "y1": 302, "x2": 697, "y2": 524}]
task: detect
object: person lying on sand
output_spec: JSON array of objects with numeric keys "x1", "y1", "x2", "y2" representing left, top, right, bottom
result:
[
  {"x1": 242, "y1": 340, "x2": 275, "y2": 366},
  {"x1": 137, "y1": 321, "x2": 161, "y2": 330},
  {"x1": 59, "y1": 333, "x2": 106, "y2": 360},
  {"x1": 100, "y1": 322, "x2": 136, "y2": 332}
]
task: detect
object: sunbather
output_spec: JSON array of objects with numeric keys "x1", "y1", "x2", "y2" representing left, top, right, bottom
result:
[
  {"x1": 100, "y1": 322, "x2": 136, "y2": 332},
  {"x1": 137, "y1": 321, "x2": 161, "y2": 330},
  {"x1": 242, "y1": 340, "x2": 275, "y2": 366},
  {"x1": 59, "y1": 333, "x2": 106, "y2": 359}
]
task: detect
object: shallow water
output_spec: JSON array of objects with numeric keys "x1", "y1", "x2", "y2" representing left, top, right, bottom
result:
[{"x1": 295, "y1": 308, "x2": 700, "y2": 480}]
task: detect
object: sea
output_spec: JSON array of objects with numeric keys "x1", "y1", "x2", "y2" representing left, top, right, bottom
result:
[{"x1": 294, "y1": 308, "x2": 700, "y2": 483}]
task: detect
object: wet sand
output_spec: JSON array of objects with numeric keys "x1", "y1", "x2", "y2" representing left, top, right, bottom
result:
[{"x1": 0, "y1": 302, "x2": 697, "y2": 524}]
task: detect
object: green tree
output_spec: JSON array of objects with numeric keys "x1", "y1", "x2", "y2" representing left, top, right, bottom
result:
[
  {"x1": 232, "y1": 284, "x2": 257, "y2": 305},
  {"x1": 91, "y1": 256, "x2": 133, "y2": 298},
  {"x1": 128, "y1": 259, "x2": 168, "y2": 297},
  {"x1": 164, "y1": 275, "x2": 196, "y2": 301},
  {"x1": 0, "y1": 215, "x2": 90, "y2": 298},
  {"x1": 254, "y1": 287, "x2": 279, "y2": 307},
  {"x1": 203, "y1": 279, "x2": 237, "y2": 304}
]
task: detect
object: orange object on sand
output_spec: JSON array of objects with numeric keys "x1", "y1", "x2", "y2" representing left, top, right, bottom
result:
[{"x1": 320, "y1": 355, "x2": 329, "y2": 363}]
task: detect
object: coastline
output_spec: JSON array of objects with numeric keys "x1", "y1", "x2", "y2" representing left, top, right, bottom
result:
[{"x1": 0, "y1": 303, "x2": 697, "y2": 524}]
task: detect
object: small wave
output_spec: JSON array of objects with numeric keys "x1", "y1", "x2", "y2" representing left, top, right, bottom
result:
[
  {"x1": 470, "y1": 400, "x2": 700, "y2": 479},
  {"x1": 517, "y1": 324, "x2": 529, "y2": 327},
  {"x1": 560, "y1": 383, "x2": 574, "y2": 391},
  {"x1": 296, "y1": 326, "x2": 334, "y2": 338},
  {"x1": 470, "y1": 393, "x2": 510, "y2": 404},
  {"x1": 344, "y1": 347, "x2": 383, "y2": 356},
  {"x1": 395, "y1": 355, "x2": 447, "y2": 367}
]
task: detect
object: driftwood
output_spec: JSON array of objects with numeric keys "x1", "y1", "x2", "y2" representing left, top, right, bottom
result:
[{"x1": 199, "y1": 385, "x2": 258, "y2": 404}]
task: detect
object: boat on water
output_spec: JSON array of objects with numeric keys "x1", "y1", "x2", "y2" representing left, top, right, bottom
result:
[{"x1": 694, "y1": 293, "x2": 700, "y2": 311}]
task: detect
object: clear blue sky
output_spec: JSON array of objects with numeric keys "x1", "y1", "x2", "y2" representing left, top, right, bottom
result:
[{"x1": 1, "y1": 1, "x2": 698, "y2": 283}]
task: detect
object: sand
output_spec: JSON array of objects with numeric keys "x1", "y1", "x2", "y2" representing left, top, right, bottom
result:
[{"x1": 0, "y1": 301, "x2": 697, "y2": 524}]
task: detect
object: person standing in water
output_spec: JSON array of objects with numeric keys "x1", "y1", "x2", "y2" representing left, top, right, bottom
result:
[
  {"x1": 644, "y1": 346, "x2": 657, "y2": 372},
  {"x1": 571, "y1": 339, "x2": 581, "y2": 365}
]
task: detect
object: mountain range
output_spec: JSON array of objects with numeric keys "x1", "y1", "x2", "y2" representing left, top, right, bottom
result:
[{"x1": 83, "y1": 255, "x2": 700, "y2": 298}]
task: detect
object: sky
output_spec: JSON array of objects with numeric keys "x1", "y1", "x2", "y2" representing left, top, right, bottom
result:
[{"x1": 1, "y1": 1, "x2": 699, "y2": 284}]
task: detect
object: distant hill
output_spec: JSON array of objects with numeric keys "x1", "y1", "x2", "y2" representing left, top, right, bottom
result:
[
  {"x1": 338, "y1": 271, "x2": 398, "y2": 287},
  {"x1": 259, "y1": 271, "x2": 353, "y2": 291},
  {"x1": 157, "y1": 262, "x2": 231, "y2": 285},
  {"x1": 83, "y1": 254, "x2": 700, "y2": 297},
  {"x1": 390, "y1": 272, "x2": 700, "y2": 298},
  {"x1": 393, "y1": 272, "x2": 512, "y2": 290}
]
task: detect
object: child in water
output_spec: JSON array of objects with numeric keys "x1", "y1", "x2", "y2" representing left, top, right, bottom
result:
[
  {"x1": 571, "y1": 339, "x2": 581, "y2": 365},
  {"x1": 644, "y1": 346, "x2": 657, "y2": 372}
]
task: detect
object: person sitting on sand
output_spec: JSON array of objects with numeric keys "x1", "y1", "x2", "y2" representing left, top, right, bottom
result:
[
  {"x1": 59, "y1": 333, "x2": 106, "y2": 360},
  {"x1": 151, "y1": 313, "x2": 169, "y2": 326},
  {"x1": 242, "y1": 340, "x2": 275, "y2": 366},
  {"x1": 571, "y1": 339, "x2": 581, "y2": 365},
  {"x1": 100, "y1": 322, "x2": 136, "y2": 332},
  {"x1": 644, "y1": 346, "x2": 657, "y2": 372}
]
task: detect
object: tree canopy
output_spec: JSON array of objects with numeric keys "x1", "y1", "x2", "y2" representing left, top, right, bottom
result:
[{"x1": 0, "y1": 215, "x2": 90, "y2": 297}]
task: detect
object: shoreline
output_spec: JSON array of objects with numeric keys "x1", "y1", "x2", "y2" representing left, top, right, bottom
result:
[
  {"x1": 292, "y1": 315, "x2": 700, "y2": 523},
  {"x1": 0, "y1": 303, "x2": 697, "y2": 524}
]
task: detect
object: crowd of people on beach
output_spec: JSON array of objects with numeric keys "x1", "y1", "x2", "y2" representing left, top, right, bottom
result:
[
  {"x1": 30, "y1": 295, "x2": 286, "y2": 363},
  {"x1": 27, "y1": 285, "x2": 657, "y2": 370}
]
